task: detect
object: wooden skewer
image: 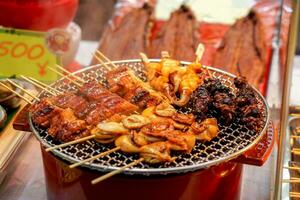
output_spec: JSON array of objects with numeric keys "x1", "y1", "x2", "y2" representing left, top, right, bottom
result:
[
  {"x1": 0, "y1": 82, "x2": 32, "y2": 104},
  {"x1": 91, "y1": 158, "x2": 144, "y2": 185},
  {"x1": 92, "y1": 53, "x2": 113, "y2": 71},
  {"x1": 282, "y1": 179, "x2": 300, "y2": 183},
  {"x1": 290, "y1": 192, "x2": 300, "y2": 196},
  {"x1": 139, "y1": 52, "x2": 149, "y2": 63},
  {"x1": 291, "y1": 150, "x2": 300, "y2": 155},
  {"x1": 161, "y1": 51, "x2": 170, "y2": 58},
  {"x1": 6, "y1": 79, "x2": 40, "y2": 101},
  {"x1": 290, "y1": 192, "x2": 300, "y2": 198},
  {"x1": 195, "y1": 43, "x2": 205, "y2": 64},
  {"x1": 55, "y1": 64, "x2": 85, "y2": 83},
  {"x1": 20, "y1": 76, "x2": 56, "y2": 96},
  {"x1": 95, "y1": 51, "x2": 118, "y2": 69},
  {"x1": 284, "y1": 166, "x2": 300, "y2": 170},
  {"x1": 290, "y1": 195, "x2": 300, "y2": 198},
  {"x1": 45, "y1": 135, "x2": 95, "y2": 152},
  {"x1": 48, "y1": 67, "x2": 83, "y2": 87},
  {"x1": 69, "y1": 147, "x2": 121, "y2": 168},
  {"x1": 24, "y1": 76, "x2": 62, "y2": 95},
  {"x1": 291, "y1": 135, "x2": 300, "y2": 139}
]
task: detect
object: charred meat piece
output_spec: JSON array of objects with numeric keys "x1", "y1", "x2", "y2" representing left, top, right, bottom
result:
[
  {"x1": 106, "y1": 66, "x2": 161, "y2": 108},
  {"x1": 188, "y1": 78, "x2": 236, "y2": 124},
  {"x1": 211, "y1": 92, "x2": 236, "y2": 125},
  {"x1": 78, "y1": 81, "x2": 138, "y2": 123},
  {"x1": 202, "y1": 78, "x2": 231, "y2": 95},
  {"x1": 234, "y1": 76, "x2": 258, "y2": 106},
  {"x1": 49, "y1": 93, "x2": 89, "y2": 119},
  {"x1": 30, "y1": 99, "x2": 61, "y2": 128},
  {"x1": 187, "y1": 85, "x2": 212, "y2": 120},
  {"x1": 234, "y1": 77, "x2": 262, "y2": 131},
  {"x1": 48, "y1": 108, "x2": 89, "y2": 142}
]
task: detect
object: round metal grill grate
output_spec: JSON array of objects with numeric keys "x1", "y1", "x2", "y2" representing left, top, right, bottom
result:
[{"x1": 29, "y1": 59, "x2": 270, "y2": 175}]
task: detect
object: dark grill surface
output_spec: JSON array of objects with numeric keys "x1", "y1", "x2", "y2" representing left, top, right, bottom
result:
[{"x1": 29, "y1": 60, "x2": 269, "y2": 175}]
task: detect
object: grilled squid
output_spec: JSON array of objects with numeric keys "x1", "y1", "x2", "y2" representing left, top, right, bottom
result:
[
  {"x1": 115, "y1": 134, "x2": 141, "y2": 153},
  {"x1": 91, "y1": 121, "x2": 129, "y2": 144},
  {"x1": 189, "y1": 118, "x2": 219, "y2": 141},
  {"x1": 141, "y1": 52, "x2": 206, "y2": 106},
  {"x1": 122, "y1": 114, "x2": 150, "y2": 129},
  {"x1": 140, "y1": 142, "x2": 175, "y2": 164}
]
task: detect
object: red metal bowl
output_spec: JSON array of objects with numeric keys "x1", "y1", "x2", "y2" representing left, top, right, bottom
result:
[{"x1": 0, "y1": 0, "x2": 78, "y2": 31}]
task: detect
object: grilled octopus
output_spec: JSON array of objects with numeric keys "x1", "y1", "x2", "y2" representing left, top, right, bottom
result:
[{"x1": 141, "y1": 53, "x2": 208, "y2": 106}]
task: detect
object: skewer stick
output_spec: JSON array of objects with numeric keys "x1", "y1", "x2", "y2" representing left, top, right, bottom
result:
[
  {"x1": 48, "y1": 67, "x2": 83, "y2": 87},
  {"x1": 69, "y1": 147, "x2": 121, "y2": 168},
  {"x1": 45, "y1": 135, "x2": 95, "y2": 152},
  {"x1": 195, "y1": 43, "x2": 205, "y2": 64},
  {"x1": 291, "y1": 135, "x2": 300, "y2": 139},
  {"x1": 290, "y1": 194, "x2": 300, "y2": 198},
  {"x1": 282, "y1": 179, "x2": 300, "y2": 183},
  {"x1": 284, "y1": 166, "x2": 300, "y2": 170},
  {"x1": 291, "y1": 150, "x2": 300, "y2": 155},
  {"x1": 6, "y1": 79, "x2": 40, "y2": 101},
  {"x1": 23, "y1": 76, "x2": 62, "y2": 95},
  {"x1": 20, "y1": 76, "x2": 56, "y2": 96},
  {"x1": 92, "y1": 53, "x2": 113, "y2": 71},
  {"x1": 291, "y1": 192, "x2": 300, "y2": 195},
  {"x1": 55, "y1": 65, "x2": 85, "y2": 83},
  {"x1": 91, "y1": 158, "x2": 144, "y2": 184},
  {"x1": 96, "y1": 51, "x2": 118, "y2": 69},
  {"x1": 0, "y1": 82, "x2": 32, "y2": 104}
]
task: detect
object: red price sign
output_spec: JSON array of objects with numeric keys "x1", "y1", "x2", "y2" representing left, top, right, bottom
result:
[{"x1": 0, "y1": 28, "x2": 59, "y2": 81}]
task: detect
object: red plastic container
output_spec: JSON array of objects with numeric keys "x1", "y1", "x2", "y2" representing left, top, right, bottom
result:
[{"x1": 0, "y1": 0, "x2": 78, "y2": 31}]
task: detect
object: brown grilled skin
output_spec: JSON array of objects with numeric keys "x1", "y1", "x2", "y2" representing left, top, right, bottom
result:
[
  {"x1": 149, "y1": 5, "x2": 199, "y2": 61},
  {"x1": 213, "y1": 11, "x2": 267, "y2": 89},
  {"x1": 106, "y1": 66, "x2": 161, "y2": 108}
]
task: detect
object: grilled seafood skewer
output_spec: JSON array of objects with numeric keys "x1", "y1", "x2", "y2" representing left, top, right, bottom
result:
[{"x1": 140, "y1": 50, "x2": 207, "y2": 106}]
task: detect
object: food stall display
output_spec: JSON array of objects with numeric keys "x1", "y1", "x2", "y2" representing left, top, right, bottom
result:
[{"x1": 0, "y1": 0, "x2": 296, "y2": 200}]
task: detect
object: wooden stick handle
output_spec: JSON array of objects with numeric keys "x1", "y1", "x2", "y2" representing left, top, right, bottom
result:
[
  {"x1": 6, "y1": 79, "x2": 39, "y2": 101},
  {"x1": 55, "y1": 64, "x2": 85, "y2": 83},
  {"x1": 282, "y1": 179, "x2": 300, "y2": 183},
  {"x1": 20, "y1": 75, "x2": 56, "y2": 96},
  {"x1": 284, "y1": 166, "x2": 300, "y2": 170},
  {"x1": 0, "y1": 82, "x2": 32, "y2": 104},
  {"x1": 70, "y1": 147, "x2": 121, "y2": 168},
  {"x1": 45, "y1": 135, "x2": 95, "y2": 152},
  {"x1": 48, "y1": 67, "x2": 82, "y2": 87},
  {"x1": 291, "y1": 135, "x2": 300, "y2": 139},
  {"x1": 195, "y1": 43, "x2": 205, "y2": 63},
  {"x1": 26, "y1": 76, "x2": 62, "y2": 94},
  {"x1": 91, "y1": 158, "x2": 144, "y2": 185},
  {"x1": 95, "y1": 51, "x2": 118, "y2": 69},
  {"x1": 93, "y1": 53, "x2": 112, "y2": 71}
]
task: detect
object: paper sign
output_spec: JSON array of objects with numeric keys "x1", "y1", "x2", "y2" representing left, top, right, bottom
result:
[{"x1": 0, "y1": 28, "x2": 59, "y2": 82}]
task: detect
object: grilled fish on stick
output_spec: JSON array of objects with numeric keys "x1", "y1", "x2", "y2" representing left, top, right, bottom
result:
[
  {"x1": 106, "y1": 66, "x2": 165, "y2": 108},
  {"x1": 48, "y1": 108, "x2": 90, "y2": 142}
]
